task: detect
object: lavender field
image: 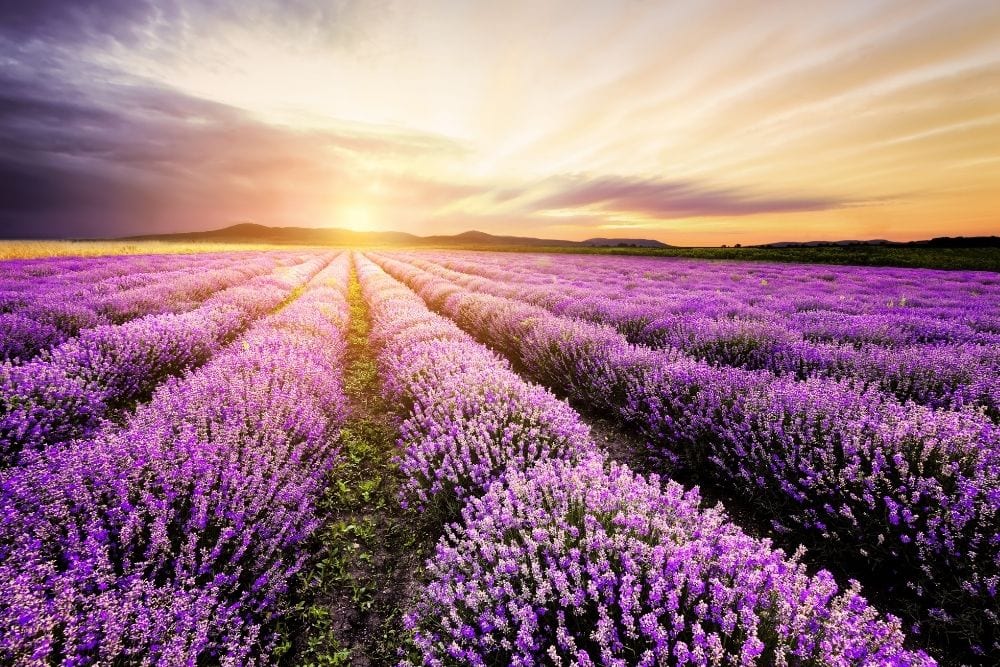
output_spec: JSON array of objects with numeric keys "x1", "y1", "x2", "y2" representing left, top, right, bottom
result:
[{"x1": 2, "y1": 249, "x2": 998, "y2": 666}]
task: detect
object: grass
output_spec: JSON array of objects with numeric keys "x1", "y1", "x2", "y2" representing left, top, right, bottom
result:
[
  {"x1": 275, "y1": 261, "x2": 432, "y2": 667},
  {"x1": 444, "y1": 244, "x2": 1000, "y2": 273},
  {"x1": 0, "y1": 240, "x2": 294, "y2": 260},
  {"x1": 7, "y1": 239, "x2": 996, "y2": 273}
]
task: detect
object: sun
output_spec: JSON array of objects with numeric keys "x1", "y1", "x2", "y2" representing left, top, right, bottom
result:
[{"x1": 340, "y1": 203, "x2": 376, "y2": 232}]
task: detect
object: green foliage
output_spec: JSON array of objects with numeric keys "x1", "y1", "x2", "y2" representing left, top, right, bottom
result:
[
  {"x1": 276, "y1": 266, "x2": 431, "y2": 666},
  {"x1": 446, "y1": 244, "x2": 1000, "y2": 272}
]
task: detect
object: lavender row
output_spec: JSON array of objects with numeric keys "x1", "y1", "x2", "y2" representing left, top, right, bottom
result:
[
  {"x1": 357, "y1": 252, "x2": 597, "y2": 512},
  {"x1": 88, "y1": 253, "x2": 304, "y2": 324},
  {"x1": 371, "y1": 253, "x2": 999, "y2": 659},
  {"x1": 409, "y1": 250, "x2": 1000, "y2": 339},
  {"x1": 0, "y1": 252, "x2": 203, "y2": 289},
  {"x1": 0, "y1": 251, "x2": 262, "y2": 315},
  {"x1": 0, "y1": 253, "x2": 333, "y2": 466},
  {"x1": 0, "y1": 250, "x2": 311, "y2": 297},
  {"x1": 397, "y1": 253, "x2": 1000, "y2": 418},
  {"x1": 1, "y1": 254, "x2": 213, "y2": 360},
  {"x1": 0, "y1": 252, "x2": 310, "y2": 362},
  {"x1": 424, "y1": 252, "x2": 1000, "y2": 348},
  {"x1": 355, "y1": 253, "x2": 931, "y2": 666},
  {"x1": 0, "y1": 253, "x2": 351, "y2": 665}
]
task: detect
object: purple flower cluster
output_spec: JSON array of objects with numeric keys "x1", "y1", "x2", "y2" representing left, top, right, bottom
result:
[
  {"x1": 93, "y1": 258, "x2": 292, "y2": 325},
  {"x1": 0, "y1": 254, "x2": 351, "y2": 665},
  {"x1": 0, "y1": 254, "x2": 332, "y2": 464},
  {"x1": 355, "y1": 254, "x2": 930, "y2": 665},
  {"x1": 632, "y1": 367, "x2": 1000, "y2": 625},
  {"x1": 394, "y1": 252, "x2": 1000, "y2": 418},
  {"x1": 406, "y1": 456, "x2": 933, "y2": 666},
  {"x1": 0, "y1": 314, "x2": 63, "y2": 362},
  {"x1": 0, "y1": 252, "x2": 307, "y2": 362},
  {"x1": 371, "y1": 252, "x2": 999, "y2": 657},
  {"x1": 401, "y1": 251, "x2": 1000, "y2": 341},
  {"x1": 356, "y1": 254, "x2": 595, "y2": 513}
]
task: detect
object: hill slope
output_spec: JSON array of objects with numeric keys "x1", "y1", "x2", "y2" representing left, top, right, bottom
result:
[{"x1": 125, "y1": 223, "x2": 673, "y2": 248}]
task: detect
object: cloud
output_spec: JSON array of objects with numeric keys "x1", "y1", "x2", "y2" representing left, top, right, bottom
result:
[
  {"x1": 0, "y1": 0, "x2": 168, "y2": 46},
  {"x1": 423, "y1": 173, "x2": 849, "y2": 240},
  {"x1": 0, "y1": 0, "x2": 386, "y2": 51},
  {"x1": 526, "y1": 174, "x2": 846, "y2": 219},
  {"x1": 0, "y1": 48, "x2": 857, "y2": 241},
  {"x1": 3, "y1": 0, "x2": 991, "y2": 244},
  {"x1": 0, "y1": 60, "x2": 474, "y2": 238}
]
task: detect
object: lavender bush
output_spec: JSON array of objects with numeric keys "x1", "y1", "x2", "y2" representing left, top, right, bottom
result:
[
  {"x1": 391, "y1": 252, "x2": 1000, "y2": 418},
  {"x1": 405, "y1": 456, "x2": 934, "y2": 666},
  {"x1": 356, "y1": 254, "x2": 596, "y2": 513},
  {"x1": 372, "y1": 252, "x2": 1000, "y2": 657},
  {"x1": 0, "y1": 252, "x2": 304, "y2": 361},
  {"x1": 0, "y1": 255, "x2": 351, "y2": 665},
  {"x1": 354, "y1": 255, "x2": 932, "y2": 665},
  {"x1": 0, "y1": 254, "x2": 332, "y2": 463}
]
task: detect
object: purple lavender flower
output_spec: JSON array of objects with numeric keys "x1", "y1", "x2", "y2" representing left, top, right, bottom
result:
[
  {"x1": 371, "y1": 251, "x2": 1000, "y2": 657},
  {"x1": 0, "y1": 254, "x2": 332, "y2": 463},
  {"x1": 355, "y1": 254, "x2": 597, "y2": 513},
  {"x1": 404, "y1": 456, "x2": 935, "y2": 666},
  {"x1": 0, "y1": 255, "x2": 351, "y2": 664}
]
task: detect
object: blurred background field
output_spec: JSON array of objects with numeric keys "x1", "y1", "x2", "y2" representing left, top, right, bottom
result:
[
  {"x1": 3, "y1": 238, "x2": 997, "y2": 272},
  {"x1": 520, "y1": 244, "x2": 1000, "y2": 273},
  {"x1": 0, "y1": 240, "x2": 295, "y2": 261}
]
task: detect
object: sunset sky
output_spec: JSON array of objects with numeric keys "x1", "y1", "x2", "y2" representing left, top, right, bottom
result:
[{"x1": 1, "y1": 1, "x2": 998, "y2": 245}]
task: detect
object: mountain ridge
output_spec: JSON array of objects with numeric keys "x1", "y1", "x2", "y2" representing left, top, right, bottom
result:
[
  {"x1": 124, "y1": 223, "x2": 674, "y2": 248},
  {"x1": 123, "y1": 223, "x2": 1000, "y2": 249}
]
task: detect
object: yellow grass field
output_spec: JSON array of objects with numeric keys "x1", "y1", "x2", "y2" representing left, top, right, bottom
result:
[{"x1": 0, "y1": 240, "x2": 299, "y2": 261}]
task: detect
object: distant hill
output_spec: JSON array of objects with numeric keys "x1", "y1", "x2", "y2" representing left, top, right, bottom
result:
[
  {"x1": 125, "y1": 223, "x2": 673, "y2": 249},
  {"x1": 128, "y1": 223, "x2": 421, "y2": 246},
  {"x1": 124, "y1": 224, "x2": 997, "y2": 251}
]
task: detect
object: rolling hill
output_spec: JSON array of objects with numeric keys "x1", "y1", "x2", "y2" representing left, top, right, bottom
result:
[{"x1": 125, "y1": 223, "x2": 673, "y2": 248}]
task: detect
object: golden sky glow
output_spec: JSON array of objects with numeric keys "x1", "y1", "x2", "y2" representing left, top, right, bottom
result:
[{"x1": 2, "y1": 0, "x2": 998, "y2": 244}]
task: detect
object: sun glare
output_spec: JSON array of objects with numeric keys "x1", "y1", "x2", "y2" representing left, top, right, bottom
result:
[{"x1": 340, "y1": 203, "x2": 375, "y2": 232}]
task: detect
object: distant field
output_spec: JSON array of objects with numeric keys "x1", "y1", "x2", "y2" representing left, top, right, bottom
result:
[
  {"x1": 5, "y1": 239, "x2": 996, "y2": 272},
  {"x1": 0, "y1": 239, "x2": 292, "y2": 260},
  {"x1": 477, "y1": 243, "x2": 1000, "y2": 272}
]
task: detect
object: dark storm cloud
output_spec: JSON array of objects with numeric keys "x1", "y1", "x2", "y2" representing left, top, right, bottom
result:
[{"x1": 530, "y1": 174, "x2": 845, "y2": 219}]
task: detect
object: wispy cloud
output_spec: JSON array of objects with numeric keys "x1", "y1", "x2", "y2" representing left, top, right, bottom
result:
[
  {"x1": 0, "y1": 0, "x2": 383, "y2": 51},
  {"x1": 0, "y1": 61, "x2": 473, "y2": 237},
  {"x1": 527, "y1": 174, "x2": 845, "y2": 218}
]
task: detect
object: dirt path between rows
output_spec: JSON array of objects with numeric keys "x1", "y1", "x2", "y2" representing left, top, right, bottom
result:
[{"x1": 277, "y1": 264, "x2": 434, "y2": 666}]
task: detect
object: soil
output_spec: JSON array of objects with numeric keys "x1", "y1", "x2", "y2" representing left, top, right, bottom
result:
[{"x1": 276, "y1": 264, "x2": 436, "y2": 666}]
